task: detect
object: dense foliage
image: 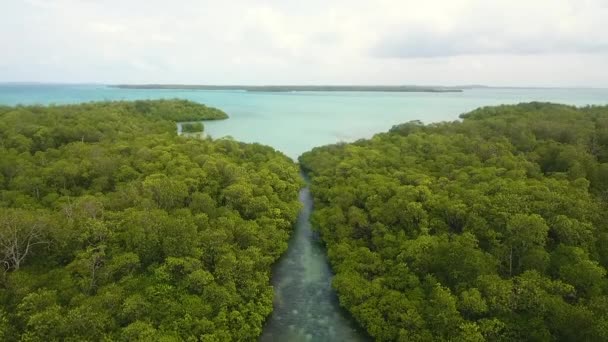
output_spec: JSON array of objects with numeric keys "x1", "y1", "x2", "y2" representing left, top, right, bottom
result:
[
  {"x1": 181, "y1": 122, "x2": 205, "y2": 133},
  {"x1": 0, "y1": 100, "x2": 302, "y2": 341},
  {"x1": 300, "y1": 102, "x2": 608, "y2": 341},
  {"x1": 131, "y1": 99, "x2": 229, "y2": 122}
]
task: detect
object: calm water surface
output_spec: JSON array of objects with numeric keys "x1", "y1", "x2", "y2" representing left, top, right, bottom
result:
[
  {"x1": 1, "y1": 84, "x2": 607, "y2": 340},
  {"x1": 261, "y1": 182, "x2": 368, "y2": 342}
]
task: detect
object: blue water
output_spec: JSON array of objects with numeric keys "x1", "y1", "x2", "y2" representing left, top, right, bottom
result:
[
  {"x1": 1, "y1": 84, "x2": 607, "y2": 159},
  {"x1": 2, "y1": 84, "x2": 607, "y2": 341}
]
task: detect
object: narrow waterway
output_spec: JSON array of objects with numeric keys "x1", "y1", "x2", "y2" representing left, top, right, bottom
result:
[{"x1": 260, "y1": 176, "x2": 368, "y2": 342}]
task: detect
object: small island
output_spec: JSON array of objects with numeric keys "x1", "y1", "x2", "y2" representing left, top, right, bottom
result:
[
  {"x1": 113, "y1": 84, "x2": 464, "y2": 93},
  {"x1": 180, "y1": 122, "x2": 204, "y2": 133}
]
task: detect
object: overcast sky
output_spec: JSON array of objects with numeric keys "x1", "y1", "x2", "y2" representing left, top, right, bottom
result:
[{"x1": 1, "y1": 0, "x2": 607, "y2": 86}]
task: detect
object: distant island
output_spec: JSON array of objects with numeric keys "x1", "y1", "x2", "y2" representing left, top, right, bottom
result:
[{"x1": 112, "y1": 84, "x2": 464, "y2": 93}]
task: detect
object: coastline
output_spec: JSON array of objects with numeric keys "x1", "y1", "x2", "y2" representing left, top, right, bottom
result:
[{"x1": 111, "y1": 84, "x2": 464, "y2": 93}]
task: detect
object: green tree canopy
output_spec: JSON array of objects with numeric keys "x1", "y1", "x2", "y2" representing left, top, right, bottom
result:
[
  {"x1": 0, "y1": 100, "x2": 301, "y2": 340},
  {"x1": 300, "y1": 102, "x2": 608, "y2": 341}
]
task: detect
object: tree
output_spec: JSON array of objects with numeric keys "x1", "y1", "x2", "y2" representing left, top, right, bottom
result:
[
  {"x1": 142, "y1": 174, "x2": 189, "y2": 210},
  {"x1": 0, "y1": 209, "x2": 49, "y2": 271},
  {"x1": 505, "y1": 214, "x2": 549, "y2": 276}
]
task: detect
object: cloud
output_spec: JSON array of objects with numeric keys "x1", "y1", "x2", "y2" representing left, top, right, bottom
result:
[
  {"x1": 372, "y1": 30, "x2": 608, "y2": 58},
  {"x1": 0, "y1": 0, "x2": 607, "y2": 86},
  {"x1": 369, "y1": 0, "x2": 608, "y2": 59},
  {"x1": 88, "y1": 22, "x2": 126, "y2": 35}
]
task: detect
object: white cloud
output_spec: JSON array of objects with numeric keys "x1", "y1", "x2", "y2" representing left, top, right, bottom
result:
[
  {"x1": 371, "y1": 0, "x2": 608, "y2": 58},
  {"x1": 373, "y1": 30, "x2": 608, "y2": 58},
  {"x1": 0, "y1": 0, "x2": 607, "y2": 86}
]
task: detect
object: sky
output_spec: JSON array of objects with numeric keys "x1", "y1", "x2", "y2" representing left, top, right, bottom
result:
[{"x1": 1, "y1": 0, "x2": 607, "y2": 87}]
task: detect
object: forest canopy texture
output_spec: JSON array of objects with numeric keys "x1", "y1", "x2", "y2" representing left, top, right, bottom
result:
[
  {"x1": 0, "y1": 100, "x2": 302, "y2": 341},
  {"x1": 300, "y1": 102, "x2": 608, "y2": 341}
]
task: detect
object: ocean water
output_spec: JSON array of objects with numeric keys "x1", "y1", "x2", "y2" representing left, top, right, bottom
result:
[
  {"x1": 1, "y1": 84, "x2": 607, "y2": 159},
  {"x1": 2, "y1": 84, "x2": 607, "y2": 341}
]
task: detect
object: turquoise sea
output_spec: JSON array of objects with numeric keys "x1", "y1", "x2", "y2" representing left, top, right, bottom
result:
[
  {"x1": 1, "y1": 84, "x2": 607, "y2": 159},
  {"x1": 2, "y1": 84, "x2": 607, "y2": 341}
]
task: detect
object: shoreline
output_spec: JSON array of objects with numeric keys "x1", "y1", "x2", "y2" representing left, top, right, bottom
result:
[{"x1": 111, "y1": 84, "x2": 464, "y2": 93}]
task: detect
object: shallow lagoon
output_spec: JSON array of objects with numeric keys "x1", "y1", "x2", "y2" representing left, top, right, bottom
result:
[{"x1": 1, "y1": 85, "x2": 607, "y2": 159}]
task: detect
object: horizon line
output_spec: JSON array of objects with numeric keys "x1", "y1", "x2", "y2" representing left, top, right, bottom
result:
[{"x1": 0, "y1": 82, "x2": 607, "y2": 90}]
